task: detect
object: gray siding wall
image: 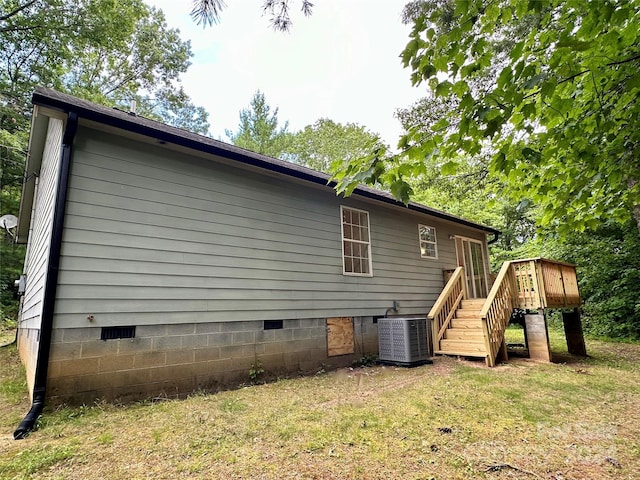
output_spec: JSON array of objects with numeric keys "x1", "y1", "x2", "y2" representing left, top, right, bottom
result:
[
  {"x1": 53, "y1": 126, "x2": 488, "y2": 329},
  {"x1": 18, "y1": 117, "x2": 64, "y2": 395},
  {"x1": 20, "y1": 117, "x2": 64, "y2": 328}
]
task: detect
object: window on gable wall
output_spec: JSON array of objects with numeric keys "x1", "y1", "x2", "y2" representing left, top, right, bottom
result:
[
  {"x1": 341, "y1": 206, "x2": 373, "y2": 276},
  {"x1": 419, "y1": 224, "x2": 438, "y2": 259}
]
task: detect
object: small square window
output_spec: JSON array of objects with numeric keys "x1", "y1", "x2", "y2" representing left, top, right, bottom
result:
[{"x1": 419, "y1": 225, "x2": 438, "y2": 259}]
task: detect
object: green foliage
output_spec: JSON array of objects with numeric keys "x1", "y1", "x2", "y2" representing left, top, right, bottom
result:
[
  {"x1": 0, "y1": 236, "x2": 24, "y2": 322},
  {"x1": 136, "y1": 87, "x2": 210, "y2": 136},
  {"x1": 544, "y1": 222, "x2": 640, "y2": 340},
  {"x1": 0, "y1": 0, "x2": 209, "y2": 133},
  {"x1": 1, "y1": 139, "x2": 26, "y2": 322},
  {"x1": 341, "y1": 0, "x2": 640, "y2": 235},
  {"x1": 248, "y1": 359, "x2": 264, "y2": 383},
  {"x1": 226, "y1": 91, "x2": 292, "y2": 158},
  {"x1": 287, "y1": 119, "x2": 386, "y2": 173},
  {"x1": 350, "y1": 354, "x2": 378, "y2": 368},
  {"x1": 330, "y1": 143, "x2": 394, "y2": 198},
  {"x1": 0, "y1": 0, "x2": 210, "y2": 321}
]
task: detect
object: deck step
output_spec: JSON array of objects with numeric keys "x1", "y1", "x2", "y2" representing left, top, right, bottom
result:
[
  {"x1": 445, "y1": 328, "x2": 484, "y2": 341},
  {"x1": 461, "y1": 299, "x2": 486, "y2": 308},
  {"x1": 433, "y1": 298, "x2": 491, "y2": 359},
  {"x1": 455, "y1": 309, "x2": 483, "y2": 319},
  {"x1": 434, "y1": 349, "x2": 487, "y2": 358},
  {"x1": 440, "y1": 339, "x2": 486, "y2": 353},
  {"x1": 449, "y1": 318, "x2": 482, "y2": 329}
]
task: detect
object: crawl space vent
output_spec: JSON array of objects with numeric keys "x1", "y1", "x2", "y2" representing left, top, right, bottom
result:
[{"x1": 101, "y1": 326, "x2": 136, "y2": 341}]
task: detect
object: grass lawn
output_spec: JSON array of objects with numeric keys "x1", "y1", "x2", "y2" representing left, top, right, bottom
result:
[{"x1": 1, "y1": 328, "x2": 639, "y2": 480}]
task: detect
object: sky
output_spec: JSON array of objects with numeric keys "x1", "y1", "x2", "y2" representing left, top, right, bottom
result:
[{"x1": 146, "y1": 1, "x2": 426, "y2": 148}]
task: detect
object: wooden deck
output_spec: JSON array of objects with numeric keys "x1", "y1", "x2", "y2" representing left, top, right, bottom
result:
[
  {"x1": 428, "y1": 258, "x2": 582, "y2": 366},
  {"x1": 511, "y1": 258, "x2": 581, "y2": 309}
]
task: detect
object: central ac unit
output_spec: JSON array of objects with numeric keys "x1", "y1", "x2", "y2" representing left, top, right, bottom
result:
[{"x1": 378, "y1": 317, "x2": 432, "y2": 366}]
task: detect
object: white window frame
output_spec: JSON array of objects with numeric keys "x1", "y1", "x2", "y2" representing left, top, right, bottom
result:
[
  {"x1": 340, "y1": 206, "x2": 373, "y2": 277},
  {"x1": 418, "y1": 224, "x2": 438, "y2": 259}
]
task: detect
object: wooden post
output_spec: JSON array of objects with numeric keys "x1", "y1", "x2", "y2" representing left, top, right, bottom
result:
[
  {"x1": 562, "y1": 308, "x2": 587, "y2": 356},
  {"x1": 497, "y1": 339, "x2": 508, "y2": 363},
  {"x1": 533, "y1": 260, "x2": 547, "y2": 309},
  {"x1": 524, "y1": 309, "x2": 552, "y2": 362},
  {"x1": 522, "y1": 320, "x2": 529, "y2": 351},
  {"x1": 482, "y1": 318, "x2": 494, "y2": 367}
]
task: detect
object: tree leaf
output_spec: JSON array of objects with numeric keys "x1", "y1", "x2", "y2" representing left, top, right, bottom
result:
[
  {"x1": 390, "y1": 179, "x2": 413, "y2": 203},
  {"x1": 556, "y1": 39, "x2": 594, "y2": 51},
  {"x1": 441, "y1": 160, "x2": 458, "y2": 175},
  {"x1": 435, "y1": 81, "x2": 453, "y2": 98},
  {"x1": 497, "y1": 67, "x2": 513, "y2": 89},
  {"x1": 431, "y1": 118, "x2": 451, "y2": 131}
]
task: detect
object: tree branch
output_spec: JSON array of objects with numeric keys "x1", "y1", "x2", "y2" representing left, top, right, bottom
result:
[
  {"x1": 606, "y1": 52, "x2": 640, "y2": 67},
  {"x1": 520, "y1": 53, "x2": 640, "y2": 101},
  {"x1": 0, "y1": 23, "x2": 47, "y2": 33},
  {"x1": 0, "y1": 0, "x2": 37, "y2": 22},
  {"x1": 591, "y1": 70, "x2": 605, "y2": 113}
]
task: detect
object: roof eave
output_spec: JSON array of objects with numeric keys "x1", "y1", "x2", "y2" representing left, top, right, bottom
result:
[
  {"x1": 31, "y1": 88, "x2": 501, "y2": 236},
  {"x1": 16, "y1": 107, "x2": 52, "y2": 243}
]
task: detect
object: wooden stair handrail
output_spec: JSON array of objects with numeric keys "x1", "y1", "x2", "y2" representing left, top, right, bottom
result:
[
  {"x1": 428, "y1": 266, "x2": 466, "y2": 354},
  {"x1": 479, "y1": 261, "x2": 516, "y2": 367},
  {"x1": 436, "y1": 289, "x2": 464, "y2": 341},
  {"x1": 428, "y1": 266, "x2": 465, "y2": 319},
  {"x1": 431, "y1": 258, "x2": 581, "y2": 367},
  {"x1": 479, "y1": 261, "x2": 514, "y2": 318}
]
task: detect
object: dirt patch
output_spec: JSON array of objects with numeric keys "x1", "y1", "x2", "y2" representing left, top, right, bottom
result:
[
  {"x1": 0, "y1": 329, "x2": 16, "y2": 347},
  {"x1": 317, "y1": 366, "x2": 425, "y2": 408}
]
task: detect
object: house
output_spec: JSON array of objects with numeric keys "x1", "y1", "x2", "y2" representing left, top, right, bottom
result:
[{"x1": 14, "y1": 87, "x2": 502, "y2": 436}]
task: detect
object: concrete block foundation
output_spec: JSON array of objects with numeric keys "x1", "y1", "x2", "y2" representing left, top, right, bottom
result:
[{"x1": 44, "y1": 317, "x2": 379, "y2": 405}]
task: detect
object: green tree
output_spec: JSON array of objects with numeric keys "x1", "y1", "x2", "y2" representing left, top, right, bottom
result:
[
  {"x1": 226, "y1": 91, "x2": 292, "y2": 158},
  {"x1": 0, "y1": 139, "x2": 26, "y2": 321},
  {"x1": 395, "y1": 82, "x2": 539, "y2": 265},
  {"x1": 1, "y1": 0, "x2": 209, "y2": 135},
  {"x1": 0, "y1": 0, "x2": 210, "y2": 324},
  {"x1": 544, "y1": 222, "x2": 640, "y2": 339},
  {"x1": 287, "y1": 119, "x2": 386, "y2": 173},
  {"x1": 337, "y1": 0, "x2": 640, "y2": 236}
]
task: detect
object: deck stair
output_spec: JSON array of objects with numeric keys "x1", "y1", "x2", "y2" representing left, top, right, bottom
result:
[
  {"x1": 437, "y1": 299, "x2": 487, "y2": 358},
  {"x1": 427, "y1": 259, "x2": 582, "y2": 367}
]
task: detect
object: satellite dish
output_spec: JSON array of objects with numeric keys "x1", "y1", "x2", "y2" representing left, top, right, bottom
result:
[{"x1": 0, "y1": 214, "x2": 18, "y2": 237}]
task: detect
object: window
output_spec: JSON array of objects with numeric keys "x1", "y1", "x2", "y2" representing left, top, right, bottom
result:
[
  {"x1": 341, "y1": 206, "x2": 373, "y2": 276},
  {"x1": 419, "y1": 225, "x2": 438, "y2": 259}
]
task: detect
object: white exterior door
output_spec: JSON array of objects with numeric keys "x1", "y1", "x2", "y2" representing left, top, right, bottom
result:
[{"x1": 455, "y1": 237, "x2": 489, "y2": 298}]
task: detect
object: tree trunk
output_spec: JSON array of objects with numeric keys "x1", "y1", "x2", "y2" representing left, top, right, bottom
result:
[{"x1": 629, "y1": 179, "x2": 640, "y2": 236}]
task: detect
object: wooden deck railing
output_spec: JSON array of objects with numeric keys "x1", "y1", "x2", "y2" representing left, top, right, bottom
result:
[
  {"x1": 428, "y1": 258, "x2": 580, "y2": 366},
  {"x1": 479, "y1": 261, "x2": 518, "y2": 366},
  {"x1": 511, "y1": 258, "x2": 580, "y2": 309},
  {"x1": 427, "y1": 266, "x2": 466, "y2": 353}
]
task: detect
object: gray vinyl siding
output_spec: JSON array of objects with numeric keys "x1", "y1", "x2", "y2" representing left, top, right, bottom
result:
[
  {"x1": 54, "y1": 126, "x2": 487, "y2": 328},
  {"x1": 20, "y1": 117, "x2": 64, "y2": 329}
]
